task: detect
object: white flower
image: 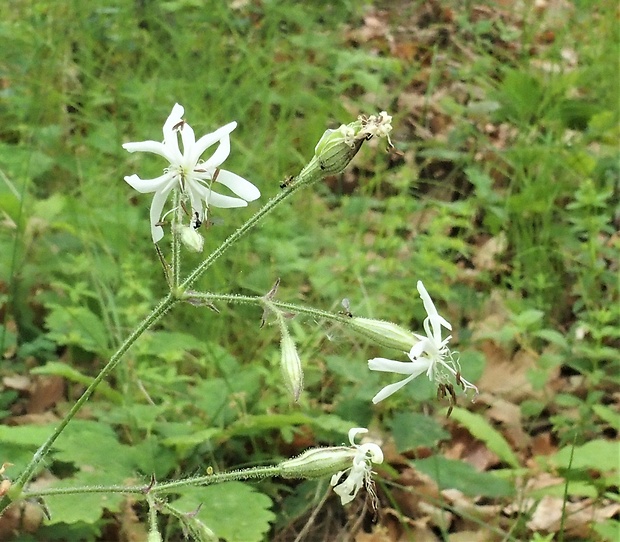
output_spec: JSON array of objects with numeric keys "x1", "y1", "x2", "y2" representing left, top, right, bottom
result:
[
  {"x1": 359, "y1": 111, "x2": 393, "y2": 145},
  {"x1": 123, "y1": 103, "x2": 260, "y2": 243},
  {"x1": 330, "y1": 428, "x2": 383, "y2": 505},
  {"x1": 368, "y1": 281, "x2": 478, "y2": 404}
]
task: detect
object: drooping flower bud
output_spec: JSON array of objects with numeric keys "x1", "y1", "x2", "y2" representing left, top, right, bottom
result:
[
  {"x1": 178, "y1": 225, "x2": 205, "y2": 252},
  {"x1": 280, "y1": 334, "x2": 303, "y2": 402}
]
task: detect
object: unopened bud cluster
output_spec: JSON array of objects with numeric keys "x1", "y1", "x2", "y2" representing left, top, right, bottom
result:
[{"x1": 294, "y1": 111, "x2": 394, "y2": 185}]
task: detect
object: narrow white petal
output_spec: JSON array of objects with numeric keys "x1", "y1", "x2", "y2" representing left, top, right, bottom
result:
[
  {"x1": 417, "y1": 280, "x2": 451, "y2": 342},
  {"x1": 161, "y1": 104, "x2": 185, "y2": 161},
  {"x1": 437, "y1": 314, "x2": 451, "y2": 330},
  {"x1": 123, "y1": 139, "x2": 180, "y2": 165},
  {"x1": 368, "y1": 357, "x2": 428, "y2": 376},
  {"x1": 200, "y1": 134, "x2": 231, "y2": 170},
  {"x1": 149, "y1": 188, "x2": 173, "y2": 243},
  {"x1": 206, "y1": 191, "x2": 248, "y2": 208},
  {"x1": 186, "y1": 183, "x2": 205, "y2": 220},
  {"x1": 359, "y1": 443, "x2": 384, "y2": 464},
  {"x1": 191, "y1": 122, "x2": 236, "y2": 165},
  {"x1": 124, "y1": 172, "x2": 175, "y2": 194},
  {"x1": 371, "y1": 374, "x2": 416, "y2": 404},
  {"x1": 163, "y1": 103, "x2": 185, "y2": 134},
  {"x1": 348, "y1": 428, "x2": 368, "y2": 445},
  {"x1": 123, "y1": 140, "x2": 166, "y2": 155},
  {"x1": 179, "y1": 121, "x2": 197, "y2": 155},
  {"x1": 408, "y1": 339, "x2": 430, "y2": 359},
  {"x1": 216, "y1": 170, "x2": 260, "y2": 201}
]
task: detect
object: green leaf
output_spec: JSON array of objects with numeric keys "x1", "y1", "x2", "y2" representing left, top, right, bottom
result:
[
  {"x1": 43, "y1": 472, "x2": 125, "y2": 525},
  {"x1": 412, "y1": 456, "x2": 514, "y2": 497},
  {"x1": 527, "y1": 480, "x2": 598, "y2": 498},
  {"x1": 388, "y1": 412, "x2": 449, "y2": 452},
  {"x1": 592, "y1": 404, "x2": 620, "y2": 430},
  {"x1": 449, "y1": 407, "x2": 520, "y2": 468},
  {"x1": 135, "y1": 331, "x2": 210, "y2": 363},
  {"x1": 512, "y1": 309, "x2": 544, "y2": 329},
  {"x1": 171, "y1": 483, "x2": 275, "y2": 542},
  {"x1": 52, "y1": 420, "x2": 139, "y2": 478},
  {"x1": 533, "y1": 329, "x2": 569, "y2": 348},
  {"x1": 162, "y1": 428, "x2": 222, "y2": 451},
  {"x1": 37, "y1": 421, "x2": 144, "y2": 526},
  {"x1": 44, "y1": 305, "x2": 108, "y2": 354},
  {"x1": 225, "y1": 413, "x2": 356, "y2": 441},
  {"x1": 543, "y1": 439, "x2": 619, "y2": 473},
  {"x1": 0, "y1": 423, "x2": 58, "y2": 447},
  {"x1": 30, "y1": 361, "x2": 122, "y2": 402}
]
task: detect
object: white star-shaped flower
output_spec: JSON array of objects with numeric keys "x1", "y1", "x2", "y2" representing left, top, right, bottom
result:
[
  {"x1": 330, "y1": 427, "x2": 383, "y2": 505},
  {"x1": 123, "y1": 103, "x2": 260, "y2": 243},
  {"x1": 368, "y1": 281, "x2": 478, "y2": 404}
]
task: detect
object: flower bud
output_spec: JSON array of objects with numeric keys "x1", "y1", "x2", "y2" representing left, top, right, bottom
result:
[
  {"x1": 313, "y1": 124, "x2": 364, "y2": 176},
  {"x1": 178, "y1": 225, "x2": 204, "y2": 252},
  {"x1": 280, "y1": 334, "x2": 303, "y2": 401},
  {"x1": 314, "y1": 124, "x2": 357, "y2": 156},
  {"x1": 185, "y1": 519, "x2": 217, "y2": 542},
  {"x1": 279, "y1": 446, "x2": 355, "y2": 479},
  {"x1": 349, "y1": 317, "x2": 417, "y2": 351}
]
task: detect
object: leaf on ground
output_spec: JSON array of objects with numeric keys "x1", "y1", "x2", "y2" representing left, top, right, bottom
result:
[
  {"x1": 527, "y1": 495, "x2": 620, "y2": 537},
  {"x1": 539, "y1": 439, "x2": 619, "y2": 474},
  {"x1": 388, "y1": 411, "x2": 450, "y2": 452},
  {"x1": 449, "y1": 407, "x2": 520, "y2": 468},
  {"x1": 412, "y1": 456, "x2": 514, "y2": 497},
  {"x1": 171, "y1": 482, "x2": 275, "y2": 542}
]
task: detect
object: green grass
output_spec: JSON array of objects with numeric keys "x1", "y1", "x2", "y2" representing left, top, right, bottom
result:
[{"x1": 0, "y1": 1, "x2": 618, "y2": 541}]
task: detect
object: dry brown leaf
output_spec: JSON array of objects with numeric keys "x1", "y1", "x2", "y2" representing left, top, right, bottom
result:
[
  {"x1": 2, "y1": 375, "x2": 31, "y2": 391},
  {"x1": 472, "y1": 233, "x2": 508, "y2": 272},
  {"x1": 354, "y1": 523, "x2": 393, "y2": 542},
  {"x1": 5, "y1": 412, "x2": 58, "y2": 425},
  {"x1": 448, "y1": 531, "x2": 494, "y2": 542},
  {"x1": 445, "y1": 426, "x2": 500, "y2": 470},
  {"x1": 483, "y1": 396, "x2": 531, "y2": 451},
  {"x1": 378, "y1": 509, "x2": 442, "y2": 542},
  {"x1": 530, "y1": 432, "x2": 557, "y2": 458},
  {"x1": 442, "y1": 488, "x2": 504, "y2": 533},
  {"x1": 478, "y1": 347, "x2": 538, "y2": 402},
  {"x1": 527, "y1": 495, "x2": 620, "y2": 536},
  {"x1": 27, "y1": 376, "x2": 65, "y2": 414},
  {"x1": 119, "y1": 496, "x2": 148, "y2": 542}
]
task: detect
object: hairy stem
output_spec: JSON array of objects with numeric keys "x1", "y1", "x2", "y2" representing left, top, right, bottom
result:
[{"x1": 0, "y1": 294, "x2": 177, "y2": 513}]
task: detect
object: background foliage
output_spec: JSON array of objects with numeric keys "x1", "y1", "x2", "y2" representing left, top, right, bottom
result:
[{"x1": 0, "y1": 1, "x2": 618, "y2": 540}]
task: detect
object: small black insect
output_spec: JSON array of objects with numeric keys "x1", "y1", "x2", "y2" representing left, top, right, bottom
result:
[{"x1": 280, "y1": 175, "x2": 295, "y2": 189}]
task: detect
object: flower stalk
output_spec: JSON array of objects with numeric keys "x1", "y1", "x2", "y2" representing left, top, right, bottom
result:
[{"x1": 0, "y1": 294, "x2": 177, "y2": 512}]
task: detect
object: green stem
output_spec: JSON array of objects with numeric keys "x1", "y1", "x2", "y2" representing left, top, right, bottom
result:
[
  {"x1": 183, "y1": 291, "x2": 350, "y2": 327},
  {"x1": 180, "y1": 158, "x2": 323, "y2": 291},
  {"x1": 171, "y1": 189, "x2": 182, "y2": 289},
  {"x1": 0, "y1": 293, "x2": 177, "y2": 513},
  {"x1": 22, "y1": 465, "x2": 284, "y2": 499},
  {"x1": 147, "y1": 492, "x2": 161, "y2": 541}
]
